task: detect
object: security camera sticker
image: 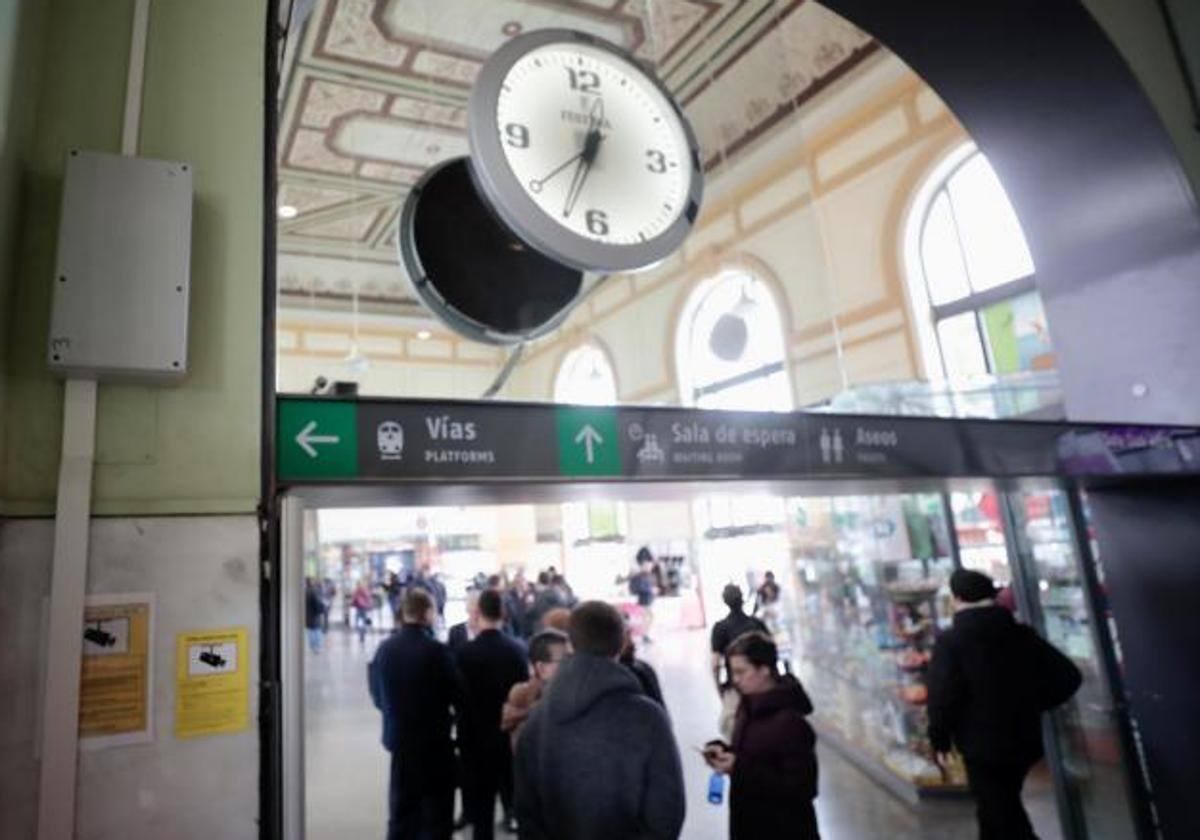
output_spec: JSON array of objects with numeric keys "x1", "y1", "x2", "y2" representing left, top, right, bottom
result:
[
  {"x1": 188, "y1": 641, "x2": 238, "y2": 676},
  {"x1": 83, "y1": 616, "x2": 130, "y2": 655}
]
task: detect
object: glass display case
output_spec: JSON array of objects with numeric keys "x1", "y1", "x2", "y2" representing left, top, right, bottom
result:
[
  {"x1": 1007, "y1": 489, "x2": 1143, "y2": 837},
  {"x1": 950, "y1": 490, "x2": 1011, "y2": 586},
  {"x1": 785, "y1": 494, "x2": 968, "y2": 797}
]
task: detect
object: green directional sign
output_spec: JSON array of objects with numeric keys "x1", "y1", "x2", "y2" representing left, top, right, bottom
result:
[
  {"x1": 555, "y1": 406, "x2": 621, "y2": 476},
  {"x1": 278, "y1": 400, "x2": 359, "y2": 480}
]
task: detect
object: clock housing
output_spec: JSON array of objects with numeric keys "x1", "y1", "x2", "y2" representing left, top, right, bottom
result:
[{"x1": 468, "y1": 29, "x2": 703, "y2": 273}]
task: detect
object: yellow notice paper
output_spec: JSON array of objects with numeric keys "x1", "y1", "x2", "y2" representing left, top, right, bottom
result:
[
  {"x1": 80, "y1": 595, "x2": 153, "y2": 743},
  {"x1": 175, "y1": 627, "x2": 249, "y2": 738}
]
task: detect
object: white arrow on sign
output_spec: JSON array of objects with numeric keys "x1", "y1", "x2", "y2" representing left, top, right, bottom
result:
[
  {"x1": 296, "y1": 420, "x2": 341, "y2": 458},
  {"x1": 574, "y1": 424, "x2": 604, "y2": 464}
]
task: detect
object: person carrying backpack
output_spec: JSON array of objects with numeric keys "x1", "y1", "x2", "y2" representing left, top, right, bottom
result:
[{"x1": 928, "y1": 569, "x2": 1082, "y2": 840}]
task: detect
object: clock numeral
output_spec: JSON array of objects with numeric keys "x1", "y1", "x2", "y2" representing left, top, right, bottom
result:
[
  {"x1": 566, "y1": 68, "x2": 601, "y2": 94},
  {"x1": 504, "y1": 123, "x2": 530, "y2": 149},
  {"x1": 646, "y1": 149, "x2": 668, "y2": 174},
  {"x1": 585, "y1": 209, "x2": 610, "y2": 236}
]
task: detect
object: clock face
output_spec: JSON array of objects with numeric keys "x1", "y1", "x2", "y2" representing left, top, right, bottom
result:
[
  {"x1": 496, "y1": 42, "x2": 692, "y2": 245},
  {"x1": 469, "y1": 30, "x2": 703, "y2": 272}
]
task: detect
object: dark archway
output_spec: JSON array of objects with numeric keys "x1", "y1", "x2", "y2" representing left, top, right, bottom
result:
[
  {"x1": 822, "y1": 0, "x2": 1200, "y2": 426},
  {"x1": 819, "y1": 3, "x2": 1200, "y2": 838}
]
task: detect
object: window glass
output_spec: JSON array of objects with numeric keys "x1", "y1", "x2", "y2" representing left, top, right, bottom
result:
[
  {"x1": 947, "y1": 154, "x2": 1035, "y2": 293},
  {"x1": 908, "y1": 148, "x2": 1051, "y2": 383},
  {"x1": 919, "y1": 192, "x2": 971, "y2": 306},
  {"x1": 980, "y1": 290, "x2": 1056, "y2": 375},
  {"x1": 936, "y1": 312, "x2": 988, "y2": 380},
  {"x1": 678, "y1": 271, "x2": 792, "y2": 410}
]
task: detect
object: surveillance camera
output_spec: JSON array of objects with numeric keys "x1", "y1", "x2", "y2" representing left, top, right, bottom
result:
[
  {"x1": 199, "y1": 651, "x2": 227, "y2": 669},
  {"x1": 84, "y1": 627, "x2": 117, "y2": 647}
]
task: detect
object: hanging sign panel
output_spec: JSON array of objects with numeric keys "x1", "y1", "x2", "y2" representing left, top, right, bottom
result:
[
  {"x1": 175, "y1": 627, "x2": 249, "y2": 738},
  {"x1": 80, "y1": 593, "x2": 154, "y2": 747},
  {"x1": 276, "y1": 397, "x2": 1200, "y2": 483}
]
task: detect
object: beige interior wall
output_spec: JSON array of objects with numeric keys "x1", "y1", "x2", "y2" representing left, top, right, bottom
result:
[
  {"x1": 0, "y1": 0, "x2": 48, "y2": 507},
  {"x1": 504, "y1": 64, "x2": 968, "y2": 407},
  {"x1": 276, "y1": 57, "x2": 970, "y2": 409}
]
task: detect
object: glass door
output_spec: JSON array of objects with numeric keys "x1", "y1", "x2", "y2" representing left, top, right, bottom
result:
[{"x1": 1003, "y1": 488, "x2": 1143, "y2": 840}]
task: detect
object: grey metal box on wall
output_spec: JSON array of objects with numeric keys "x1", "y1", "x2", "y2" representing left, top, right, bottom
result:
[{"x1": 48, "y1": 150, "x2": 192, "y2": 379}]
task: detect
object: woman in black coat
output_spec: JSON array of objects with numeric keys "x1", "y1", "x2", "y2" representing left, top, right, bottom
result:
[{"x1": 704, "y1": 631, "x2": 820, "y2": 839}]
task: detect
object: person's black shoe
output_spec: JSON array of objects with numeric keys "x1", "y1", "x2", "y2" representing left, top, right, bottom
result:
[{"x1": 502, "y1": 815, "x2": 519, "y2": 833}]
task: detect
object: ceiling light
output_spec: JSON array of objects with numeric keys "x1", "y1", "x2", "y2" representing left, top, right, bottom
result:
[
  {"x1": 416, "y1": 330, "x2": 432, "y2": 340},
  {"x1": 277, "y1": 204, "x2": 298, "y2": 219},
  {"x1": 343, "y1": 342, "x2": 370, "y2": 374}
]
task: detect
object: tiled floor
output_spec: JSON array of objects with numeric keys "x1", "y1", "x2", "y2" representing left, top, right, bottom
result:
[{"x1": 304, "y1": 623, "x2": 1063, "y2": 839}]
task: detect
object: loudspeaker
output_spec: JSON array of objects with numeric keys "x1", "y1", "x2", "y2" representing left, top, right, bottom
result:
[{"x1": 398, "y1": 157, "x2": 583, "y2": 345}]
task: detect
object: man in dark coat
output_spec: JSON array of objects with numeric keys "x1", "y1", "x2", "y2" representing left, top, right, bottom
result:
[
  {"x1": 368, "y1": 588, "x2": 462, "y2": 840},
  {"x1": 620, "y1": 625, "x2": 666, "y2": 710},
  {"x1": 928, "y1": 569, "x2": 1083, "y2": 840},
  {"x1": 447, "y1": 588, "x2": 480, "y2": 653},
  {"x1": 515, "y1": 600, "x2": 685, "y2": 840},
  {"x1": 456, "y1": 588, "x2": 529, "y2": 838},
  {"x1": 709, "y1": 584, "x2": 768, "y2": 690}
]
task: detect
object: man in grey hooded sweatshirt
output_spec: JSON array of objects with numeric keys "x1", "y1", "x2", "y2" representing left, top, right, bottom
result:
[{"x1": 514, "y1": 600, "x2": 686, "y2": 840}]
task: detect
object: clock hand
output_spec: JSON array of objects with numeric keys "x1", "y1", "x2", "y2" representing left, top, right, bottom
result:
[
  {"x1": 529, "y1": 150, "x2": 585, "y2": 193},
  {"x1": 562, "y1": 98, "x2": 606, "y2": 218}
]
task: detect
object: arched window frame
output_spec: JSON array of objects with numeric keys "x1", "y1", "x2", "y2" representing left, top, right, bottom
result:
[
  {"x1": 673, "y1": 263, "x2": 794, "y2": 411},
  {"x1": 553, "y1": 340, "x2": 619, "y2": 406},
  {"x1": 902, "y1": 143, "x2": 1050, "y2": 382},
  {"x1": 553, "y1": 340, "x2": 624, "y2": 542}
]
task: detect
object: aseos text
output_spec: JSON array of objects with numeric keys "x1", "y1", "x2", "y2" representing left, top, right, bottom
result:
[
  {"x1": 856, "y1": 428, "x2": 898, "y2": 447},
  {"x1": 425, "y1": 415, "x2": 477, "y2": 441}
]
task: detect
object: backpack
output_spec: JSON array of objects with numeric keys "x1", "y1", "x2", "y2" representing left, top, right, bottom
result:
[{"x1": 1030, "y1": 628, "x2": 1084, "y2": 711}]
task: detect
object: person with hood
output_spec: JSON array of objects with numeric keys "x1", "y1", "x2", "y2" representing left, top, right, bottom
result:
[
  {"x1": 514, "y1": 600, "x2": 685, "y2": 840},
  {"x1": 928, "y1": 569, "x2": 1082, "y2": 840},
  {"x1": 704, "y1": 631, "x2": 819, "y2": 839}
]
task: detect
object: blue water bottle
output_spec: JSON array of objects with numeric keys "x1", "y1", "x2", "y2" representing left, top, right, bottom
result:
[{"x1": 707, "y1": 771, "x2": 725, "y2": 805}]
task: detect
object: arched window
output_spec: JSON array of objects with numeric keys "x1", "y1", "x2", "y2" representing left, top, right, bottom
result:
[
  {"x1": 676, "y1": 268, "x2": 792, "y2": 411},
  {"x1": 904, "y1": 146, "x2": 1055, "y2": 381},
  {"x1": 554, "y1": 343, "x2": 623, "y2": 544},
  {"x1": 554, "y1": 343, "x2": 617, "y2": 405}
]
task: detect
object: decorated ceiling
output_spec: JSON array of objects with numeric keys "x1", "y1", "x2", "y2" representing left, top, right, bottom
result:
[{"x1": 277, "y1": 0, "x2": 877, "y2": 309}]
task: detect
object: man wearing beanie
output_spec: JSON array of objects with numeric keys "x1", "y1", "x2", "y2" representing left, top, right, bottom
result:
[{"x1": 928, "y1": 569, "x2": 1082, "y2": 839}]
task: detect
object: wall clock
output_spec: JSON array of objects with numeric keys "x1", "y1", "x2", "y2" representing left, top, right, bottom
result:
[{"x1": 468, "y1": 28, "x2": 704, "y2": 273}]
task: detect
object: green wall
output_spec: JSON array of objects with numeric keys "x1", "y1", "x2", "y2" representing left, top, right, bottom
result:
[
  {"x1": 1084, "y1": 0, "x2": 1200, "y2": 196},
  {"x1": 3, "y1": 0, "x2": 263, "y2": 516},
  {"x1": 0, "y1": 0, "x2": 49, "y2": 507}
]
